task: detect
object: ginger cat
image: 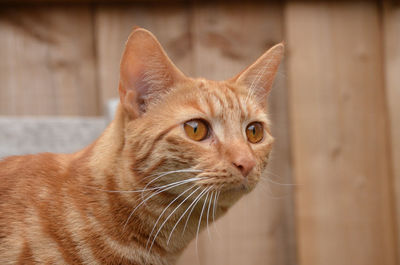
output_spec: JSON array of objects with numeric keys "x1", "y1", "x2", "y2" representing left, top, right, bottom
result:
[{"x1": 0, "y1": 28, "x2": 283, "y2": 264}]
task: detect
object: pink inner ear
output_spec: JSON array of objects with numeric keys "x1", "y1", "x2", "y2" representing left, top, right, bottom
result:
[{"x1": 123, "y1": 60, "x2": 146, "y2": 100}]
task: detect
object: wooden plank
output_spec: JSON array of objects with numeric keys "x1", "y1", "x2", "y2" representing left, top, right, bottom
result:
[
  {"x1": 285, "y1": 2, "x2": 398, "y2": 265},
  {"x1": 188, "y1": 2, "x2": 296, "y2": 265},
  {"x1": 95, "y1": 4, "x2": 193, "y2": 108},
  {"x1": 0, "y1": 6, "x2": 98, "y2": 116},
  {"x1": 383, "y1": 1, "x2": 400, "y2": 263}
]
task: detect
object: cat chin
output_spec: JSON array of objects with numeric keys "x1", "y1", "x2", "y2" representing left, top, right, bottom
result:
[{"x1": 217, "y1": 182, "x2": 257, "y2": 208}]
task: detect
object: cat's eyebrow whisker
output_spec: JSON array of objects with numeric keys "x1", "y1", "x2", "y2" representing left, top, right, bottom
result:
[
  {"x1": 123, "y1": 177, "x2": 204, "y2": 231},
  {"x1": 147, "y1": 187, "x2": 206, "y2": 253},
  {"x1": 167, "y1": 187, "x2": 209, "y2": 244},
  {"x1": 146, "y1": 185, "x2": 200, "y2": 250}
]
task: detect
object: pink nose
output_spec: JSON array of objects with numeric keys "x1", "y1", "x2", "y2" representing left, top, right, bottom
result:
[{"x1": 232, "y1": 156, "x2": 256, "y2": 177}]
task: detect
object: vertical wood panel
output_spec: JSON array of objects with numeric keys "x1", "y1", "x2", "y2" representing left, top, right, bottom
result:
[
  {"x1": 188, "y1": 2, "x2": 296, "y2": 265},
  {"x1": 285, "y1": 2, "x2": 398, "y2": 265},
  {"x1": 0, "y1": 6, "x2": 98, "y2": 116},
  {"x1": 383, "y1": 2, "x2": 400, "y2": 263}
]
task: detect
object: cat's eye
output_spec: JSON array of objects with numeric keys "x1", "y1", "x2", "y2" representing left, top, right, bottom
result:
[
  {"x1": 184, "y1": 119, "x2": 209, "y2": 141},
  {"x1": 246, "y1": 122, "x2": 264, "y2": 143}
]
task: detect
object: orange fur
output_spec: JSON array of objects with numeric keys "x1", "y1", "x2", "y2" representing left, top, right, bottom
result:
[{"x1": 0, "y1": 28, "x2": 283, "y2": 264}]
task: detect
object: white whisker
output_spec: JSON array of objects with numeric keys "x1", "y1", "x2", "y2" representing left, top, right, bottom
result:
[
  {"x1": 196, "y1": 189, "x2": 211, "y2": 255},
  {"x1": 146, "y1": 185, "x2": 196, "y2": 249},
  {"x1": 206, "y1": 191, "x2": 213, "y2": 241},
  {"x1": 212, "y1": 190, "x2": 217, "y2": 223},
  {"x1": 261, "y1": 175, "x2": 296, "y2": 186},
  {"x1": 141, "y1": 169, "x2": 203, "y2": 202},
  {"x1": 144, "y1": 169, "x2": 203, "y2": 191},
  {"x1": 84, "y1": 169, "x2": 203, "y2": 194},
  {"x1": 148, "y1": 186, "x2": 203, "y2": 252},
  {"x1": 213, "y1": 190, "x2": 222, "y2": 237},
  {"x1": 182, "y1": 187, "x2": 210, "y2": 235},
  {"x1": 259, "y1": 178, "x2": 292, "y2": 199},
  {"x1": 167, "y1": 188, "x2": 207, "y2": 244},
  {"x1": 123, "y1": 177, "x2": 203, "y2": 231}
]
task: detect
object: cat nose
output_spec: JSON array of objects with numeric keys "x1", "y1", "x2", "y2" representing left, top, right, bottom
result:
[{"x1": 232, "y1": 156, "x2": 256, "y2": 177}]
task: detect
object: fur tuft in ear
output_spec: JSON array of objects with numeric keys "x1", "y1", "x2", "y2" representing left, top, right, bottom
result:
[
  {"x1": 232, "y1": 43, "x2": 284, "y2": 108},
  {"x1": 118, "y1": 28, "x2": 186, "y2": 118}
]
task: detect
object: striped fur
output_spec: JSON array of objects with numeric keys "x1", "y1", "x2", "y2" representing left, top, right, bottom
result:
[{"x1": 0, "y1": 28, "x2": 283, "y2": 264}]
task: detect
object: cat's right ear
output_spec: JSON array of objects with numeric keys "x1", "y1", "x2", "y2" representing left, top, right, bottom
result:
[
  {"x1": 118, "y1": 28, "x2": 186, "y2": 119},
  {"x1": 231, "y1": 43, "x2": 284, "y2": 108}
]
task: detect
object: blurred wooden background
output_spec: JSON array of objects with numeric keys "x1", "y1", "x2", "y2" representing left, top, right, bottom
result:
[{"x1": 0, "y1": 1, "x2": 399, "y2": 265}]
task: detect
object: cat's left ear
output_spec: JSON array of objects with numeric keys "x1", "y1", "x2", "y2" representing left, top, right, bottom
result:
[
  {"x1": 119, "y1": 28, "x2": 186, "y2": 118},
  {"x1": 231, "y1": 43, "x2": 284, "y2": 108}
]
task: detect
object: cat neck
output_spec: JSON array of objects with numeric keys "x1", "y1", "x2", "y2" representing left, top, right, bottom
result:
[{"x1": 75, "y1": 105, "x2": 204, "y2": 262}]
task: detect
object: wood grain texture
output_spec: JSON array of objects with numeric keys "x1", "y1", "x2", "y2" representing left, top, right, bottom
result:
[
  {"x1": 383, "y1": 2, "x2": 400, "y2": 263},
  {"x1": 184, "y1": 2, "x2": 296, "y2": 265},
  {"x1": 0, "y1": 6, "x2": 98, "y2": 116},
  {"x1": 285, "y1": 2, "x2": 398, "y2": 265}
]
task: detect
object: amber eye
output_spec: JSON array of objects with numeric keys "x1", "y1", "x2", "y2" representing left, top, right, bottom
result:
[
  {"x1": 246, "y1": 122, "x2": 264, "y2": 143},
  {"x1": 184, "y1": 119, "x2": 209, "y2": 141}
]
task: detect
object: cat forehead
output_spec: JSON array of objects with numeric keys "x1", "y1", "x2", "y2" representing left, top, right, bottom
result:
[
  {"x1": 163, "y1": 78, "x2": 269, "y2": 124},
  {"x1": 177, "y1": 78, "x2": 245, "y2": 101}
]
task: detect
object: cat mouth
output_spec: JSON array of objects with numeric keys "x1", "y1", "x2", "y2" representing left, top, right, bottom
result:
[
  {"x1": 227, "y1": 182, "x2": 253, "y2": 192},
  {"x1": 220, "y1": 179, "x2": 256, "y2": 195}
]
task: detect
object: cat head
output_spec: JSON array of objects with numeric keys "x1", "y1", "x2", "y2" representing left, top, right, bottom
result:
[{"x1": 118, "y1": 28, "x2": 283, "y2": 206}]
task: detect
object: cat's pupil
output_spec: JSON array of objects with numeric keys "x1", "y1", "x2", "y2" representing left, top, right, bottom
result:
[
  {"x1": 252, "y1": 126, "x2": 256, "y2": 135},
  {"x1": 194, "y1": 125, "x2": 198, "y2": 133}
]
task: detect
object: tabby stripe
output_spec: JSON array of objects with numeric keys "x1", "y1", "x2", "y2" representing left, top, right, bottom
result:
[
  {"x1": 203, "y1": 95, "x2": 216, "y2": 117},
  {"x1": 35, "y1": 201, "x2": 83, "y2": 264},
  {"x1": 133, "y1": 124, "x2": 178, "y2": 174},
  {"x1": 140, "y1": 158, "x2": 167, "y2": 179},
  {"x1": 185, "y1": 99, "x2": 206, "y2": 115},
  {"x1": 69, "y1": 187, "x2": 142, "y2": 264},
  {"x1": 86, "y1": 175, "x2": 168, "y2": 256},
  {"x1": 17, "y1": 241, "x2": 34, "y2": 265},
  {"x1": 210, "y1": 90, "x2": 225, "y2": 109},
  {"x1": 229, "y1": 86, "x2": 247, "y2": 121},
  {"x1": 63, "y1": 196, "x2": 99, "y2": 265},
  {"x1": 223, "y1": 88, "x2": 235, "y2": 109}
]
